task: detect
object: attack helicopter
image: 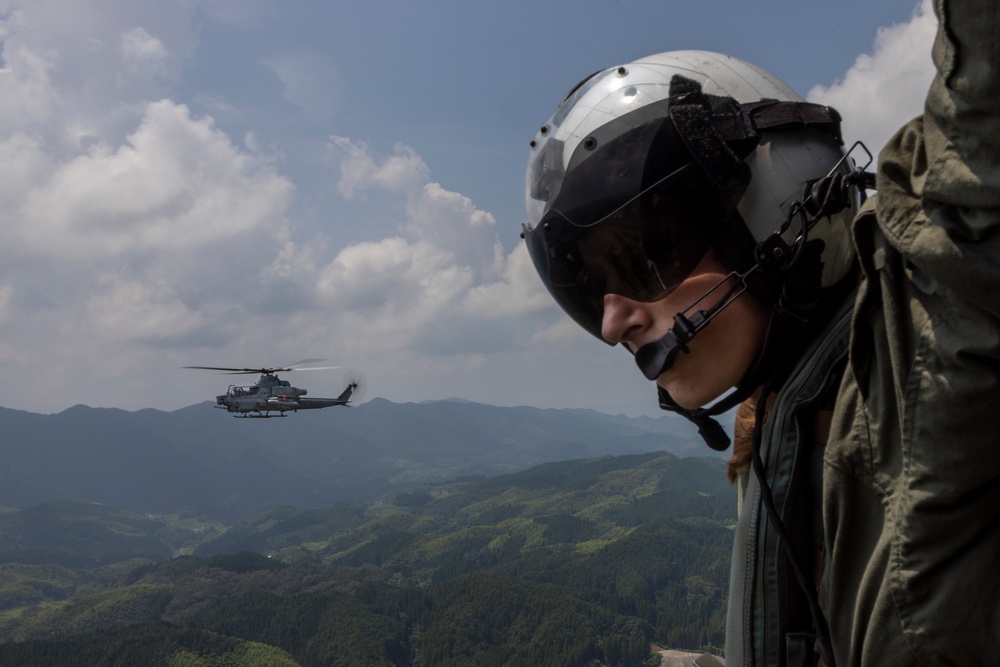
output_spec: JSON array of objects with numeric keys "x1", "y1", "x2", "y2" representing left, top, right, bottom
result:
[{"x1": 184, "y1": 359, "x2": 366, "y2": 418}]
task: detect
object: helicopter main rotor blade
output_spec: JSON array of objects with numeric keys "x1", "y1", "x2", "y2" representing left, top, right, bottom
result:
[
  {"x1": 183, "y1": 359, "x2": 340, "y2": 375},
  {"x1": 281, "y1": 359, "x2": 347, "y2": 372},
  {"x1": 183, "y1": 365, "x2": 290, "y2": 375},
  {"x1": 183, "y1": 365, "x2": 261, "y2": 373},
  {"x1": 284, "y1": 358, "x2": 327, "y2": 368}
]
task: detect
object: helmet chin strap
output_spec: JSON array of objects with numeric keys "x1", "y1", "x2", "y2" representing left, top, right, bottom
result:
[{"x1": 658, "y1": 385, "x2": 751, "y2": 452}]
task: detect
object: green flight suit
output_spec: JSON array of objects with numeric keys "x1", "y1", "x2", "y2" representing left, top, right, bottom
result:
[
  {"x1": 823, "y1": 0, "x2": 1000, "y2": 664},
  {"x1": 726, "y1": 1, "x2": 1000, "y2": 665}
]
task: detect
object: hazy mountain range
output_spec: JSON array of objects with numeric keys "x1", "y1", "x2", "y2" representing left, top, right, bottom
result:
[{"x1": 0, "y1": 399, "x2": 722, "y2": 520}]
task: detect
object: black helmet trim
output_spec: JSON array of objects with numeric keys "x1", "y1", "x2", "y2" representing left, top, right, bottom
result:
[
  {"x1": 668, "y1": 74, "x2": 844, "y2": 167},
  {"x1": 668, "y1": 74, "x2": 757, "y2": 198},
  {"x1": 667, "y1": 76, "x2": 845, "y2": 268}
]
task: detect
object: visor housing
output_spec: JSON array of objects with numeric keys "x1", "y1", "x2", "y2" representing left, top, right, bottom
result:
[{"x1": 524, "y1": 98, "x2": 718, "y2": 342}]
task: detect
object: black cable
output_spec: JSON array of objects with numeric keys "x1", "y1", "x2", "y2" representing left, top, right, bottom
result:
[{"x1": 751, "y1": 386, "x2": 836, "y2": 667}]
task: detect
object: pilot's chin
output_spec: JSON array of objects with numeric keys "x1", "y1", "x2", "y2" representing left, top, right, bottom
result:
[{"x1": 655, "y1": 378, "x2": 717, "y2": 412}]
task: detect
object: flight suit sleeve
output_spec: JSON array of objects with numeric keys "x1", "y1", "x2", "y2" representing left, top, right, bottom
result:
[
  {"x1": 822, "y1": 1, "x2": 1000, "y2": 665},
  {"x1": 924, "y1": 0, "x2": 1000, "y2": 206},
  {"x1": 877, "y1": 0, "x2": 1000, "y2": 313}
]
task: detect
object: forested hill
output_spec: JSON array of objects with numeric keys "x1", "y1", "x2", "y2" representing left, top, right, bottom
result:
[
  {"x1": 0, "y1": 451, "x2": 736, "y2": 666},
  {"x1": 0, "y1": 398, "x2": 715, "y2": 520}
]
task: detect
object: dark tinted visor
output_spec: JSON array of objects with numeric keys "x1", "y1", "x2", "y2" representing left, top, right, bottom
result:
[
  {"x1": 525, "y1": 167, "x2": 713, "y2": 340},
  {"x1": 524, "y1": 109, "x2": 715, "y2": 341}
]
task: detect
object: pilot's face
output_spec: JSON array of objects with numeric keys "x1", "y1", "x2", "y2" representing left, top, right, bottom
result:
[{"x1": 600, "y1": 250, "x2": 770, "y2": 409}]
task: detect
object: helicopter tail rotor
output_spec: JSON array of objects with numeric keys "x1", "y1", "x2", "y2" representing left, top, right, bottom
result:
[{"x1": 341, "y1": 369, "x2": 367, "y2": 404}]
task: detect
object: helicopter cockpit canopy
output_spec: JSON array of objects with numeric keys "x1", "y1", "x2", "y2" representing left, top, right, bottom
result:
[{"x1": 227, "y1": 385, "x2": 260, "y2": 397}]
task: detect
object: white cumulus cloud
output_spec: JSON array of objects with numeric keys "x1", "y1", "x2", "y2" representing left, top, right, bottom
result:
[
  {"x1": 329, "y1": 136, "x2": 430, "y2": 199},
  {"x1": 11, "y1": 100, "x2": 293, "y2": 260},
  {"x1": 264, "y1": 51, "x2": 341, "y2": 120},
  {"x1": 807, "y1": 0, "x2": 936, "y2": 155},
  {"x1": 120, "y1": 26, "x2": 169, "y2": 80},
  {"x1": 0, "y1": 43, "x2": 60, "y2": 129},
  {"x1": 311, "y1": 138, "x2": 555, "y2": 361}
]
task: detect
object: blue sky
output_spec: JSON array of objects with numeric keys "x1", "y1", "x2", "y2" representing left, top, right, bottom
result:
[{"x1": 0, "y1": 0, "x2": 934, "y2": 416}]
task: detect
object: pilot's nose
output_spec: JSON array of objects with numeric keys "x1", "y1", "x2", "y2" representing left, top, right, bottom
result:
[{"x1": 601, "y1": 293, "x2": 652, "y2": 346}]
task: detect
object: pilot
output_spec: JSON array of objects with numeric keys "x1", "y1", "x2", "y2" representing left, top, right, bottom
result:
[{"x1": 521, "y1": 1, "x2": 1000, "y2": 664}]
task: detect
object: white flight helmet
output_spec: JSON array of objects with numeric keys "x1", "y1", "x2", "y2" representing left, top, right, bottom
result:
[{"x1": 523, "y1": 50, "x2": 859, "y2": 342}]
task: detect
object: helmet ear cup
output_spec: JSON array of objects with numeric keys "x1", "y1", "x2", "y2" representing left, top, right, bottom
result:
[
  {"x1": 804, "y1": 173, "x2": 851, "y2": 217},
  {"x1": 737, "y1": 129, "x2": 857, "y2": 287}
]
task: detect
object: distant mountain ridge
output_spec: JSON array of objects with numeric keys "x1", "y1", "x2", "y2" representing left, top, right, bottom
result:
[{"x1": 0, "y1": 399, "x2": 720, "y2": 520}]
